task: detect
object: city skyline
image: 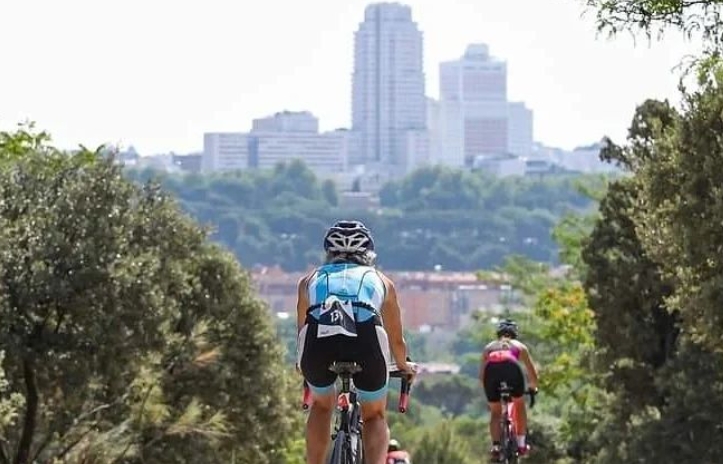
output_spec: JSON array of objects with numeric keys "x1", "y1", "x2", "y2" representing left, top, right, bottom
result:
[
  {"x1": 352, "y1": 3, "x2": 427, "y2": 170},
  {"x1": 1, "y1": 0, "x2": 698, "y2": 155},
  {"x1": 200, "y1": 5, "x2": 535, "y2": 179},
  {"x1": 433, "y1": 43, "x2": 534, "y2": 166}
]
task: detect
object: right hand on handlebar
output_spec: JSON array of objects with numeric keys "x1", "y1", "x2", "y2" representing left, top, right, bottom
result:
[
  {"x1": 527, "y1": 387, "x2": 538, "y2": 408},
  {"x1": 397, "y1": 361, "x2": 417, "y2": 376},
  {"x1": 390, "y1": 358, "x2": 418, "y2": 382}
]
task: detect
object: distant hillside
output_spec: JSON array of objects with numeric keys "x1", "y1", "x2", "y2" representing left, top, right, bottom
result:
[{"x1": 124, "y1": 161, "x2": 609, "y2": 271}]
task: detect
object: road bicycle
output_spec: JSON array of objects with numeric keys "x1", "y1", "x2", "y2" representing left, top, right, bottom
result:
[
  {"x1": 497, "y1": 382, "x2": 537, "y2": 463},
  {"x1": 302, "y1": 362, "x2": 413, "y2": 464}
]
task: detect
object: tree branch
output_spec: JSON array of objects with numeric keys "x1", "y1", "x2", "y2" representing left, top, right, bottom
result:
[
  {"x1": 28, "y1": 432, "x2": 53, "y2": 464},
  {"x1": 53, "y1": 428, "x2": 95, "y2": 462},
  {"x1": 14, "y1": 356, "x2": 38, "y2": 464},
  {"x1": 31, "y1": 401, "x2": 119, "y2": 463},
  {"x1": 110, "y1": 383, "x2": 156, "y2": 464},
  {"x1": 0, "y1": 441, "x2": 10, "y2": 464}
]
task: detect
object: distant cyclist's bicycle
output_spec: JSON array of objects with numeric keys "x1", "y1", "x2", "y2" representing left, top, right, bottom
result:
[
  {"x1": 497, "y1": 382, "x2": 537, "y2": 463},
  {"x1": 302, "y1": 361, "x2": 413, "y2": 464}
]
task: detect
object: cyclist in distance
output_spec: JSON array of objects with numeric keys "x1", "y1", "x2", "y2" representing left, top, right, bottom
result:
[
  {"x1": 386, "y1": 438, "x2": 411, "y2": 464},
  {"x1": 296, "y1": 220, "x2": 416, "y2": 464},
  {"x1": 479, "y1": 318, "x2": 539, "y2": 459}
]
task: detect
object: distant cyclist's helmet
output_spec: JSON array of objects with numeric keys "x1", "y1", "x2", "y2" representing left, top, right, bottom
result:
[
  {"x1": 496, "y1": 318, "x2": 519, "y2": 339},
  {"x1": 323, "y1": 220, "x2": 375, "y2": 255},
  {"x1": 388, "y1": 438, "x2": 401, "y2": 452}
]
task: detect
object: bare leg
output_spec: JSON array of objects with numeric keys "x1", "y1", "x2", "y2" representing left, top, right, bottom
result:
[
  {"x1": 488, "y1": 402, "x2": 502, "y2": 443},
  {"x1": 513, "y1": 397, "x2": 527, "y2": 436},
  {"x1": 360, "y1": 399, "x2": 389, "y2": 464},
  {"x1": 306, "y1": 392, "x2": 335, "y2": 464}
]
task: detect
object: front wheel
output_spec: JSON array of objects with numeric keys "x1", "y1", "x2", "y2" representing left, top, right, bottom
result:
[
  {"x1": 505, "y1": 437, "x2": 518, "y2": 464},
  {"x1": 348, "y1": 430, "x2": 364, "y2": 464},
  {"x1": 328, "y1": 431, "x2": 345, "y2": 464}
]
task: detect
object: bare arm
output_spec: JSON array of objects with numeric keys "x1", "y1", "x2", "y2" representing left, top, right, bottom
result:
[
  {"x1": 517, "y1": 342, "x2": 539, "y2": 389},
  {"x1": 478, "y1": 342, "x2": 493, "y2": 386},
  {"x1": 478, "y1": 352, "x2": 486, "y2": 386},
  {"x1": 378, "y1": 273, "x2": 411, "y2": 372},
  {"x1": 296, "y1": 274, "x2": 311, "y2": 335}
]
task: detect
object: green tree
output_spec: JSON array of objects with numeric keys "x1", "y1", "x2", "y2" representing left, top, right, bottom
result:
[
  {"x1": 351, "y1": 177, "x2": 362, "y2": 192},
  {"x1": 576, "y1": 80, "x2": 723, "y2": 461},
  {"x1": 411, "y1": 376, "x2": 478, "y2": 416},
  {"x1": 0, "y1": 127, "x2": 300, "y2": 464},
  {"x1": 411, "y1": 420, "x2": 472, "y2": 464},
  {"x1": 631, "y1": 73, "x2": 723, "y2": 351},
  {"x1": 583, "y1": 0, "x2": 723, "y2": 43},
  {"x1": 582, "y1": 0, "x2": 723, "y2": 75},
  {"x1": 321, "y1": 179, "x2": 339, "y2": 206},
  {"x1": 124, "y1": 163, "x2": 602, "y2": 272}
]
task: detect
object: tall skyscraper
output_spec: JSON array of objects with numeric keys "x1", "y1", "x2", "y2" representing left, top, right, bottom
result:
[
  {"x1": 507, "y1": 102, "x2": 533, "y2": 158},
  {"x1": 440, "y1": 43, "x2": 506, "y2": 103},
  {"x1": 436, "y1": 44, "x2": 533, "y2": 164},
  {"x1": 351, "y1": 3, "x2": 427, "y2": 172}
]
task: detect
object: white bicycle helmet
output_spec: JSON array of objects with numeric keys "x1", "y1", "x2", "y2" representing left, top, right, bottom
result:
[{"x1": 323, "y1": 220, "x2": 375, "y2": 255}]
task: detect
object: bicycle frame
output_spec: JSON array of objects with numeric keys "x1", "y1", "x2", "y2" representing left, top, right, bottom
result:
[
  {"x1": 499, "y1": 383, "x2": 518, "y2": 464},
  {"x1": 330, "y1": 364, "x2": 363, "y2": 464},
  {"x1": 497, "y1": 383, "x2": 536, "y2": 464},
  {"x1": 301, "y1": 362, "x2": 413, "y2": 464}
]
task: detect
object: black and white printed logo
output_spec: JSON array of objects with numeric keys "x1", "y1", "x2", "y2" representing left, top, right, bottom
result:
[{"x1": 317, "y1": 295, "x2": 357, "y2": 338}]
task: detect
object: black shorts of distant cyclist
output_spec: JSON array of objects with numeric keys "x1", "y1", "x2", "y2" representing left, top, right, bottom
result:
[
  {"x1": 298, "y1": 318, "x2": 391, "y2": 403},
  {"x1": 483, "y1": 359, "x2": 525, "y2": 402}
]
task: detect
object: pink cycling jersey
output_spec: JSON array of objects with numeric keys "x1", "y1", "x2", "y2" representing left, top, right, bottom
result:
[{"x1": 485, "y1": 343, "x2": 521, "y2": 363}]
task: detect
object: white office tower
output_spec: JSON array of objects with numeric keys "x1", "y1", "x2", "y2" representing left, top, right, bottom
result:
[
  {"x1": 351, "y1": 3, "x2": 428, "y2": 176},
  {"x1": 438, "y1": 44, "x2": 533, "y2": 166},
  {"x1": 507, "y1": 102, "x2": 533, "y2": 158},
  {"x1": 252, "y1": 110, "x2": 319, "y2": 133},
  {"x1": 202, "y1": 111, "x2": 349, "y2": 174},
  {"x1": 427, "y1": 98, "x2": 441, "y2": 164},
  {"x1": 202, "y1": 133, "x2": 250, "y2": 172}
]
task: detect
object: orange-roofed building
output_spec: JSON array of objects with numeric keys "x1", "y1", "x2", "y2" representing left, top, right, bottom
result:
[{"x1": 250, "y1": 266, "x2": 515, "y2": 331}]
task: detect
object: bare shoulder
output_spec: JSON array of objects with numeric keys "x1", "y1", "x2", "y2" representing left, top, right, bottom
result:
[
  {"x1": 376, "y1": 269, "x2": 393, "y2": 285},
  {"x1": 482, "y1": 340, "x2": 497, "y2": 351},
  {"x1": 512, "y1": 339, "x2": 530, "y2": 352},
  {"x1": 376, "y1": 270, "x2": 397, "y2": 294},
  {"x1": 297, "y1": 274, "x2": 307, "y2": 289},
  {"x1": 297, "y1": 270, "x2": 314, "y2": 291}
]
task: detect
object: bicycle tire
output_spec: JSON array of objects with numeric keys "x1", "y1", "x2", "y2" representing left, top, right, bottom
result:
[
  {"x1": 356, "y1": 429, "x2": 364, "y2": 464},
  {"x1": 328, "y1": 429, "x2": 363, "y2": 464},
  {"x1": 345, "y1": 433, "x2": 362, "y2": 464},
  {"x1": 499, "y1": 401, "x2": 518, "y2": 464},
  {"x1": 347, "y1": 433, "x2": 361, "y2": 464},
  {"x1": 328, "y1": 431, "x2": 345, "y2": 464},
  {"x1": 505, "y1": 422, "x2": 518, "y2": 464}
]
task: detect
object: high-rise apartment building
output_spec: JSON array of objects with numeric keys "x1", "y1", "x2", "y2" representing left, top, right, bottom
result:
[
  {"x1": 507, "y1": 102, "x2": 533, "y2": 159},
  {"x1": 436, "y1": 44, "x2": 533, "y2": 165},
  {"x1": 440, "y1": 43, "x2": 506, "y2": 103},
  {"x1": 351, "y1": 2, "x2": 428, "y2": 173}
]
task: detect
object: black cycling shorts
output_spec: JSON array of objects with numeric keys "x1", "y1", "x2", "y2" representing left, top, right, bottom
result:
[
  {"x1": 298, "y1": 318, "x2": 390, "y2": 403},
  {"x1": 483, "y1": 360, "x2": 525, "y2": 402}
]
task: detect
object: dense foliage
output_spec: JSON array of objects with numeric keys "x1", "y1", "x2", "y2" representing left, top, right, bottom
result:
[
  {"x1": 0, "y1": 126, "x2": 301, "y2": 464},
  {"x1": 577, "y1": 73, "x2": 723, "y2": 462},
  {"x1": 10, "y1": 4, "x2": 723, "y2": 461},
  {"x1": 269, "y1": 74, "x2": 723, "y2": 462},
  {"x1": 583, "y1": 0, "x2": 723, "y2": 73},
  {"x1": 124, "y1": 163, "x2": 606, "y2": 272}
]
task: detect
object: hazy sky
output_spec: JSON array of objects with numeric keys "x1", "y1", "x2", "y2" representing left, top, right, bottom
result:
[{"x1": 1, "y1": 0, "x2": 699, "y2": 155}]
